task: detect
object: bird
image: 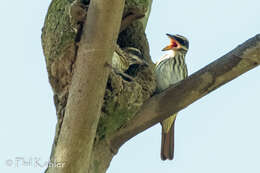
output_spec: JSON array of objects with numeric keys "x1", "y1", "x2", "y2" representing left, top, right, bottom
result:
[
  {"x1": 112, "y1": 45, "x2": 147, "y2": 80},
  {"x1": 155, "y1": 33, "x2": 189, "y2": 160}
]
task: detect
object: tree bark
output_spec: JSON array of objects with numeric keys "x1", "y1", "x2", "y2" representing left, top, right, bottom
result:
[
  {"x1": 42, "y1": 0, "x2": 154, "y2": 172},
  {"x1": 110, "y1": 34, "x2": 260, "y2": 151},
  {"x1": 45, "y1": 0, "x2": 125, "y2": 173}
]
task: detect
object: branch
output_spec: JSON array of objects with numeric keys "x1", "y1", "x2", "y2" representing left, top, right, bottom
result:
[
  {"x1": 110, "y1": 34, "x2": 260, "y2": 152},
  {"x1": 46, "y1": 0, "x2": 125, "y2": 172}
]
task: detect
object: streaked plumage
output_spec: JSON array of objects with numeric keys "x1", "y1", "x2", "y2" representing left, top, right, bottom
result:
[
  {"x1": 155, "y1": 34, "x2": 189, "y2": 160},
  {"x1": 112, "y1": 45, "x2": 147, "y2": 80},
  {"x1": 113, "y1": 46, "x2": 146, "y2": 71}
]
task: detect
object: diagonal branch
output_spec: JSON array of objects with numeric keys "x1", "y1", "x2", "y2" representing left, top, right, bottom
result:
[{"x1": 110, "y1": 34, "x2": 260, "y2": 152}]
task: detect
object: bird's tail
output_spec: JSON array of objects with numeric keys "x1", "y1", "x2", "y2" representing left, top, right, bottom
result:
[{"x1": 161, "y1": 114, "x2": 177, "y2": 160}]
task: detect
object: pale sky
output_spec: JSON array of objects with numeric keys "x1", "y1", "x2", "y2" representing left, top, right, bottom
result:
[{"x1": 1, "y1": 0, "x2": 260, "y2": 173}]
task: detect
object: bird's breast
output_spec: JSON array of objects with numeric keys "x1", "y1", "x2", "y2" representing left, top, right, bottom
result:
[{"x1": 155, "y1": 56, "x2": 187, "y2": 92}]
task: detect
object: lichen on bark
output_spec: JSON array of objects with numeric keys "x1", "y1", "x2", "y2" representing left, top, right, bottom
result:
[
  {"x1": 97, "y1": 65, "x2": 155, "y2": 140},
  {"x1": 42, "y1": 1, "x2": 155, "y2": 171}
]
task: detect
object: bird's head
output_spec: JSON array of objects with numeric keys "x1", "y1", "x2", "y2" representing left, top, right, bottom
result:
[
  {"x1": 162, "y1": 34, "x2": 189, "y2": 52},
  {"x1": 124, "y1": 47, "x2": 148, "y2": 66}
]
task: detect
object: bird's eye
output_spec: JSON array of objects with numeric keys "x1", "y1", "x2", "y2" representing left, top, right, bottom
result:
[{"x1": 175, "y1": 38, "x2": 182, "y2": 44}]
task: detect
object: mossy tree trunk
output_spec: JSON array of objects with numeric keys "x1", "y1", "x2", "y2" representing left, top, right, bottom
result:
[{"x1": 42, "y1": 0, "x2": 155, "y2": 173}]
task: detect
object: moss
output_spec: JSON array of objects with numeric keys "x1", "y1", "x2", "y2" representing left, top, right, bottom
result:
[
  {"x1": 97, "y1": 80, "x2": 141, "y2": 139},
  {"x1": 98, "y1": 102, "x2": 136, "y2": 139},
  {"x1": 42, "y1": 0, "x2": 156, "y2": 145},
  {"x1": 42, "y1": 0, "x2": 77, "y2": 65},
  {"x1": 125, "y1": 0, "x2": 150, "y2": 11},
  {"x1": 97, "y1": 64, "x2": 155, "y2": 140}
]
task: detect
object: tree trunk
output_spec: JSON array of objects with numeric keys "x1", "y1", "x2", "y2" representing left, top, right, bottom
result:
[
  {"x1": 42, "y1": 0, "x2": 154, "y2": 173},
  {"x1": 88, "y1": 141, "x2": 114, "y2": 173}
]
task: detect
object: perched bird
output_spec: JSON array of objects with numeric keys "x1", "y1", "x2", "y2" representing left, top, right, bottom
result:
[
  {"x1": 155, "y1": 34, "x2": 189, "y2": 160},
  {"x1": 112, "y1": 45, "x2": 147, "y2": 80}
]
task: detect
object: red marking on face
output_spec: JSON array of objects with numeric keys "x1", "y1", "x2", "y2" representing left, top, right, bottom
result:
[{"x1": 170, "y1": 39, "x2": 178, "y2": 47}]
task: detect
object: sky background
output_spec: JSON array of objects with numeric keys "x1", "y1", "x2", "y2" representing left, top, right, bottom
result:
[{"x1": 1, "y1": 0, "x2": 260, "y2": 173}]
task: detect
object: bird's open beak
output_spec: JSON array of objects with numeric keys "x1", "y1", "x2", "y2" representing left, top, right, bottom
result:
[
  {"x1": 161, "y1": 45, "x2": 173, "y2": 51},
  {"x1": 162, "y1": 34, "x2": 180, "y2": 51}
]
